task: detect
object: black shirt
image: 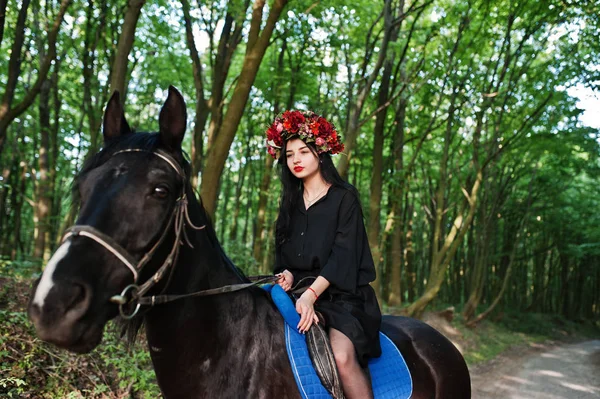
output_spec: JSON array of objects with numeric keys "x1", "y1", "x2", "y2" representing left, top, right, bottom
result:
[{"x1": 274, "y1": 184, "x2": 376, "y2": 295}]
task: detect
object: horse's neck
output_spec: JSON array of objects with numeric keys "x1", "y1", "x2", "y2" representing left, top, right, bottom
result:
[
  {"x1": 142, "y1": 234, "x2": 297, "y2": 398},
  {"x1": 143, "y1": 240, "x2": 249, "y2": 348}
]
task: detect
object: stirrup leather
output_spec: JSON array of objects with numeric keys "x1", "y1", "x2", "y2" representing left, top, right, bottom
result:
[{"x1": 306, "y1": 314, "x2": 345, "y2": 399}]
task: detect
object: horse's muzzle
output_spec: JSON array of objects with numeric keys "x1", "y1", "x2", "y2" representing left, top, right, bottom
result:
[{"x1": 28, "y1": 281, "x2": 96, "y2": 352}]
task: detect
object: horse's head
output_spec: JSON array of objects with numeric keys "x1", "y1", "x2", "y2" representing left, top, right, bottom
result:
[{"x1": 28, "y1": 86, "x2": 191, "y2": 353}]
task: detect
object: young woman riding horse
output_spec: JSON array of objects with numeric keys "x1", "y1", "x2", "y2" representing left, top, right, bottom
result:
[
  {"x1": 28, "y1": 87, "x2": 471, "y2": 398},
  {"x1": 269, "y1": 110, "x2": 380, "y2": 398}
]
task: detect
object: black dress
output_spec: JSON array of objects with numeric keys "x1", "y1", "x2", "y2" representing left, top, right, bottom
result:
[{"x1": 274, "y1": 184, "x2": 382, "y2": 367}]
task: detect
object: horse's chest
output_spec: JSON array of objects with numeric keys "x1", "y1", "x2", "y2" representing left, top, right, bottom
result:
[{"x1": 151, "y1": 344, "x2": 298, "y2": 399}]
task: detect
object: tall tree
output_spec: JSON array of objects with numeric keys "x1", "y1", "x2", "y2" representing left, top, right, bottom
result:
[
  {"x1": 200, "y1": 0, "x2": 288, "y2": 217},
  {"x1": 109, "y1": 0, "x2": 146, "y2": 98},
  {"x1": 0, "y1": 0, "x2": 71, "y2": 157}
]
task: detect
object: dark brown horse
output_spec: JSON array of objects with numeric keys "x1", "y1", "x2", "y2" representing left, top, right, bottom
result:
[{"x1": 28, "y1": 87, "x2": 471, "y2": 398}]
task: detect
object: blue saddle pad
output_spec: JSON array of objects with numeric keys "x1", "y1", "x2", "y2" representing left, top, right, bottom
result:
[{"x1": 263, "y1": 284, "x2": 413, "y2": 399}]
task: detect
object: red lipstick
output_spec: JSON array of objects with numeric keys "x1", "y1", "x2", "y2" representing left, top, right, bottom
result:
[{"x1": 294, "y1": 166, "x2": 304, "y2": 172}]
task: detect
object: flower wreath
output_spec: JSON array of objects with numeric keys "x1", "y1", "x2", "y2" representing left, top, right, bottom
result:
[{"x1": 265, "y1": 110, "x2": 344, "y2": 159}]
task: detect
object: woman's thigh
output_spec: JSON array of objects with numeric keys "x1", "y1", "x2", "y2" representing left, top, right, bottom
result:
[{"x1": 328, "y1": 327, "x2": 357, "y2": 366}]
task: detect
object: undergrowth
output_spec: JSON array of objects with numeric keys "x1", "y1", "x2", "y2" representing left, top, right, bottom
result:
[
  {"x1": 2, "y1": 273, "x2": 598, "y2": 397},
  {"x1": 0, "y1": 276, "x2": 159, "y2": 399}
]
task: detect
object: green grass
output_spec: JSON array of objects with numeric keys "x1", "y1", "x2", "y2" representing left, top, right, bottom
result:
[{"x1": 455, "y1": 311, "x2": 600, "y2": 366}]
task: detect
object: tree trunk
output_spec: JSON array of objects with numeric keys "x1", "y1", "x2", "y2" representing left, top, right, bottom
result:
[
  {"x1": 109, "y1": 0, "x2": 145, "y2": 98},
  {"x1": 0, "y1": 153, "x2": 13, "y2": 253},
  {"x1": 254, "y1": 155, "x2": 275, "y2": 272},
  {"x1": 181, "y1": 0, "x2": 209, "y2": 188},
  {"x1": 467, "y1": 169, "x2": 535, "y2": 325},
  {"x1": 242, "y1": 162, "x2": 255, "y2": 248},
  {"x1": 462, "y1": 174, "x2": 496, "y2": 321},
  {"x1": 466, "y1": 228, "x2": 523, "y2": 327},
  {"x1": 0, "y1": 0, "x2": 31, "y2": 157},
  {"x1": 205, "y1": 10, "x2": 245, "y2": 156},
  {"x1": 200, "y1": 0, "x2": 288, "y2": 218},
  {"x1": 11, "y1": 154, "x2": 28, "y2": 259},
  {"x1": 0, "y1": 0, "x2": 9, "y2": 46},
  {"x1": 33, "y1": 77, "x2": 52, "y2": 259},
  {"x1": 530, "y1": 235, "x2": 549, "y2": 311},
  {"x1": 337, "y1": 0, "x2": 393, "y2": 178},
  {"x1": 45, "y1": 70, "x2": 61, "y2": 261},
  {"x1": 405, "y1": 166, "x2": 483, "y2": 318},
  {"x1": 253, "y1": 34, "x2": 288, "y2": 268},
  {"x1": 229, "y1": 138, "x2": 251, "y2": 242},
  {"x1": 0, "y1": 0, "x2": 71, "y2": 157},
  {"x1": 404, "y1": 200, "x2": 415, "y2": 302},
  {"x1": 559, "y1": 251, "x2": 570, "y2": 317},
  {"x1": 367, "y1": 51, "x2": 394, "y2": 299},
  {"x1": 386, "y1": 96, "x2": 407, "y2": 307},
  {"x1": 82, "y1": 0, "x2": 109, "y2": 154},
  {"x1": 262, "y1": 214, "x2": 276, "y2": 273}
]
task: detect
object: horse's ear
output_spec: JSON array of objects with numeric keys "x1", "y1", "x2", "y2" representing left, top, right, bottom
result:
[
  {"x1": 103, "y1": 91, "x2": 131, "y2": 142},
  {"x1": 159, "y1": 86, "x2": 187, "y2": 151}
]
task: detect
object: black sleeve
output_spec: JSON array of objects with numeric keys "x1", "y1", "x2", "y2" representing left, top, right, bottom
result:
[
  {"x1": 319, "y1": 191, "x2": 365, "y2": 292},
  {"x1": 274, "y1": 242, "x2": 284, "y2": 274},
  {"x1": 273, "y1": 242, "x2": 302, "y2": 284}
]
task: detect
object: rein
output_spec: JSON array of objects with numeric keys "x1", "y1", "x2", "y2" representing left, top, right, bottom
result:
[{"x1": 62, "y1": 148, "x2": 272, "y2": 319}]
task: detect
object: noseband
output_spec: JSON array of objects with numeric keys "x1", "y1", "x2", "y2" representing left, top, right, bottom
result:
[{"x1": 62, "y1": 149, "x2": 206, "y2": 318}]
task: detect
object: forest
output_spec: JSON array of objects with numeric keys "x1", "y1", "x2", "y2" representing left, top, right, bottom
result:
[
  {"x1": 1, "y1": 0, "x2": 600, "y2": 396},
  {"x1": 2, "y1": 0, "x2": 600, "y2": 321}
]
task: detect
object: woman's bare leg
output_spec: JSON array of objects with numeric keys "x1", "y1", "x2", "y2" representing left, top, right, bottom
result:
[{"x1": 329, "y1": 328, "x2": 373, "y2": 399}]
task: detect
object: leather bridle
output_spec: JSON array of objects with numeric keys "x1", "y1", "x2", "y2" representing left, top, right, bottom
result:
[{"x1": 61, "y1": 148, "x2": 275, "y2": 319}]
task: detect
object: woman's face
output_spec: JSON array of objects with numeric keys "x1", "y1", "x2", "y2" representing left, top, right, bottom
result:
[{"x1": 285, "y1": 138, "x2": 320, "y2": 180}]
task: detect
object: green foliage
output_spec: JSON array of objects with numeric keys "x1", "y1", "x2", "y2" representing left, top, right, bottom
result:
[
  {"x1": 0, "y1": 308, "x2": 159, "y2": 399},
  {"x1": 0, "y1": 279, "x2": 159, "y2": 399}
]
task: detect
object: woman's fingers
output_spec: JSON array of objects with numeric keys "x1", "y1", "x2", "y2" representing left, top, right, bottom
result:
[
  {"x1": 296, "y1": 301, "x2": 315, "y2": 333},
  {"x1": 304, "y1": 316, "x2": 314, "y2": 332},
  {"x1": 276, "y1": 273, "x2": 293, "y2": 291}
]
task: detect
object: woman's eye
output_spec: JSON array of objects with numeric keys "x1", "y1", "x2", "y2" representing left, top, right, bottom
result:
[{"x1": 153, "y1": 185, "x2": 169, "y2": 198}]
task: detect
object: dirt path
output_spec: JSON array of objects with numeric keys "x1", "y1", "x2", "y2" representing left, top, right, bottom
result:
[{"x1": 471, "y1": 340, "x2": 600, "y2": 398}]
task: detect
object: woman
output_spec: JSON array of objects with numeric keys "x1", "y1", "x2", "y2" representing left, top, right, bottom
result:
[{"x1": 268, "y1": 110, "x2": 381, "y2": 399}]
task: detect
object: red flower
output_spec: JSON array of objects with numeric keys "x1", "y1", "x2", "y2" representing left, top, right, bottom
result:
[
  {"x1": 316, "y1": 117, "x2": 334, "y2": 138},
  {"x1": 282, "y1": 110, "x2": 305, "y2": 133},
  {"x1": 266, "y1": 109, "x2": 344, "y2": 156},
  {"x1": 267, "y1": 125, "x2": 283, "y2": 147}
]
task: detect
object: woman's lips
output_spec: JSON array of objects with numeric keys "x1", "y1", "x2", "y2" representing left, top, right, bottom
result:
[{"x1": 294, "y1": 166, "x2": 304, "y2": 172}]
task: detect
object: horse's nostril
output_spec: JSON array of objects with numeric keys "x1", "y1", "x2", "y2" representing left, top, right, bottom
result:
[
  {"x1": 66, "y1": 284, "x2": 86, "y2": 309},
  {"x1": 62, "y1": 282, "x2": 92, "y2": 322},
  {"x1": 28, "y1": 302, "x2": 42, "y2": 323}
]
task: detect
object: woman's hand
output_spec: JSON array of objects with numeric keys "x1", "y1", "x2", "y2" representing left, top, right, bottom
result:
[
  {"x1": 276, "y1": 270, "x2": 294, "y2": 292},
  {"x1": 296, "y1": 291, "x2": 319, "y2": 333}
]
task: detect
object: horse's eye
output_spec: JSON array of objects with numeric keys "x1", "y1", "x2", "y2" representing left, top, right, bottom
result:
[{"x1": 153, "y1": 185, "x2": 170, "y2": 198}]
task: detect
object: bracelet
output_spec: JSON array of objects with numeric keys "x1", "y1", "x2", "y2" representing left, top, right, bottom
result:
[{"x1": 307, "y1": 287, "x2": 318, "y2": 300}]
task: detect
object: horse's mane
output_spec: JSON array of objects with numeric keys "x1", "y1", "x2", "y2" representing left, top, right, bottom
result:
[{"x1": 75, "y1": 133, "x2": 249, "y2": 344}]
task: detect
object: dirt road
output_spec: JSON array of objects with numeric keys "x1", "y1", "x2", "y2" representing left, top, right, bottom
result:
[{"x1": 471, "y1": 340, "x2": 600, "y2": 398}]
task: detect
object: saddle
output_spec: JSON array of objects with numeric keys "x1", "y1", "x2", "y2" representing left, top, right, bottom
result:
[{"x1": 264, "y1": 283, "x2": 413, "y2": 399}]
